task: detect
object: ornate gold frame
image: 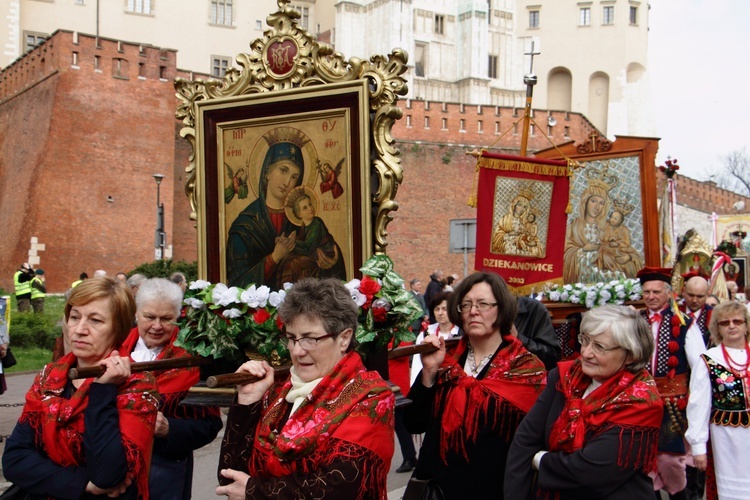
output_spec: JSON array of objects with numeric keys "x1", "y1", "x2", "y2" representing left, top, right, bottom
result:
[{"x1": 174, "y1": 0, "x2": 408, "y2": 280}]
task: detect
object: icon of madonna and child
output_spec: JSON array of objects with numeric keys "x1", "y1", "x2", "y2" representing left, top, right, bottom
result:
[
  {"x1": 563, "y1": 164, "x2": 643, "y2": 284},
  {"x1": 226, "y1": 126, "x2": 347, "y2": 290}
]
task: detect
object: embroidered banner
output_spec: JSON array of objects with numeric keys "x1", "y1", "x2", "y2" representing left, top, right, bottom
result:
[{"x1": 474, "y1": 152, "x2": 572, "y2": 295}]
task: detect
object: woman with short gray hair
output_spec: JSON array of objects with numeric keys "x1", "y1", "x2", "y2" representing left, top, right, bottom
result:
[{"x1": 506, "y1": 304, "x2": 664, "y2": 499}]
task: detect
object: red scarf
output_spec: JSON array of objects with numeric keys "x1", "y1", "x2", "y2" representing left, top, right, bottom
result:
[
  {"x1": 249, "y1": 351, "x2": 394, "y2": 499},
  {"x1": 19, "y1": 353, "x2": 159, "y2": 498},
  {"x1": 120, "y1": 327, "x2": 214, "y2": 419},
  {"x1": 435, "y1": 335, "x2": 546, "y2": 462},
  {"x1": 548, "y1": 359, "x2": 663, "y2": 473}
]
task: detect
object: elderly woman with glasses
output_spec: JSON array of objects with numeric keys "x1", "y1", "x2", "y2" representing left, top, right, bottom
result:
[
  {"x1": 686, "y1": 300, "x2": 750, "y2": 499},
  {"x1": 403, "y1": 272, "x2": 546, "y2": 498},
  {"x1": 505, "y1": 304, "x2": 663, "y2": 499},
  {"x1": 216, "y1": 278, "x2": 395, "y2": 500}
]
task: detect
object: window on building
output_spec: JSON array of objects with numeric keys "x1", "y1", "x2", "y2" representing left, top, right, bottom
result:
[
  {"x1": 488, "y1": 55, "x2": 498, "y2": 79},
  {"x1": 442, "y1": 118, "x2": 448, "y2": 130},
  {"x1": 435, "y1": 14, "x2": 445, "y2": 35},
  {"x1": 139, "y1": 62, "x2": 146, "y2": 77},
  {"x1": 94, "y1": 55, "x2": 101, "y2": 70},
  {"x1": 24, "y1": 31, "x2": 47, "y2": 52},
  {"x1": 211, "y1": 56, "x2": 231, "y2": 78},
  {"x1": 406, "y1": 115, "x2": 412, "y2": 127},
  {"x1": 603, "y1": 6, "x2": 614, "y2": 24},
  {"x1": 113, "y1": 58, "x2": 129, "y2": 79},
  {"x1": 211, "y1": 0, "x2": 233, "y2": 26},
  {"x1": 494, "y1": 121, "x2": 500, "y2": 133},
  {"x1": 629, "y1": 6, "x2": 638, "y2": 24},
  {"x1": 415, "y1": 43, "x2": 426, "y2": 77},
  {"x1": 127, "y1": 0, "x2": 152, "y2": 14},
  {"x1": 579, "y1": 7, "x2": 591, "y2": 26},
  {"x1": 295, "y1": 6, "x2": 309, "y2": 29},
  {"x1": 424, "y1": 116, "x2": 430, "y2": 128},
  {"x1": 564, "y1": 126, "x2": 570, "y2": 137},
  {"x1": 459, "y1": 119, "x2": 465, "y2": 131},
  {"x1": 529, "y1": 10, "x2": 539, "y2": 28},
  {"x1": 478, "y1": 120, "x2": 483, "y2": 133},
  {"x1": 72, "y1": 52, "x2": 79, "y2": 67}
]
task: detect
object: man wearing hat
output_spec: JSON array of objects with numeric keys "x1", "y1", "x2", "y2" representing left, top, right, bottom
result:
[
  {"x1": 637, "y1": 267, "x2": 705, "y2": 500},
  {"x1": 13, "y1": 263, "x2": 35, "y2": 312},
  {"x1": 30, "y1": 269, "x2": 46, "y2": 314}
]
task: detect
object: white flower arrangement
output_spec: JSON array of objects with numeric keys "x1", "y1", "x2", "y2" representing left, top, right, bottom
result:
[{"x1": 539, "y1": 278, "x2": 642, "y2": 308}]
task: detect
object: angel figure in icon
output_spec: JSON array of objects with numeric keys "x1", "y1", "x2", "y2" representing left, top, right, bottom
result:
[
  {"x1": 224, "y1": 159, "x2": 250, "y2": 204},
  {"x1": 317, "y1": 158, "x2": 344, "y2": 199}
]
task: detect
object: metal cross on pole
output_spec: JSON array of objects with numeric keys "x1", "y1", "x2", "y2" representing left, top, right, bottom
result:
[{"x1": 520, "y1": 41, "x2": 541, "y2": 156}]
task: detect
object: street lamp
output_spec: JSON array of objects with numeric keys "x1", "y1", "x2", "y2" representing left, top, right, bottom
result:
[{"x1": 153, "y1": 174, "x2": 166, "y2": 260}]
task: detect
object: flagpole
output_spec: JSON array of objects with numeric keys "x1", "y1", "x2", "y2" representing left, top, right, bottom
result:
[{"x1": 520, "y1": 41, "x2": 540, "y2": 157}]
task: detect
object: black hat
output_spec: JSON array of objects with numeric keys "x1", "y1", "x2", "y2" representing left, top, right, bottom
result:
[{"x1": 637, "y1": 266, "x2": 673, "y2": 285}]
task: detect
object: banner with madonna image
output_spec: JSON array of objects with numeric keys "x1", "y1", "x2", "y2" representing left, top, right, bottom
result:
[{"x1": 472, "y1": 152, "x2": 573, "y2": 295}]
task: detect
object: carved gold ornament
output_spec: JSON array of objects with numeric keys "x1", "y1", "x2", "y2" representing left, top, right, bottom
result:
[{"x1": 175, "y1": 0, "x2": 409, "y2": 255}]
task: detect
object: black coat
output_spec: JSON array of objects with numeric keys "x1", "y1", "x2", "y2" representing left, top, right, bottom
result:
[{"x1": 505, "y1": 369, "x2": 656, "y2": 499}]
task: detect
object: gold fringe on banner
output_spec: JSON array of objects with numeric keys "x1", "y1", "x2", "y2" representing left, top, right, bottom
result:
[
  {"x1": 477, "y1": 156, "x2": 572, "y2": 177},
  {"x1": 467, "y1": 149, "x2": 483, "y2": 208},
  {"x1": 508, "y1": 277, "x2": 564, "y2": 298}
]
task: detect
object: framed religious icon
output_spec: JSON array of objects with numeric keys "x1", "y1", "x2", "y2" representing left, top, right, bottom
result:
[
  {"x1": 174, "y1": 0, "x2": 408, "y2": 286},
  {"x1": 728, "y1": 256, "x2": 748, "y2": 294},
  {"x1": 193, "y1": 82, "x2": 370, "y2": 288},
  {"x1": 534, "y1": 134, "x2": 660, "y2": 284}
]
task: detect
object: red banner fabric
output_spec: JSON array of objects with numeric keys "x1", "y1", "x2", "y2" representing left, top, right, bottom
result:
[{"x1": 474, "y1": 152, "x2": 571, "y2": 295}]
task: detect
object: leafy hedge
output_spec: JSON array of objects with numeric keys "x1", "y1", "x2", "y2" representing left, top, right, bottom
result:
[
  {"x1": 9, "y1": 311, "x2": 61, "y2": 350},
  {"x1": 127, "y1": 260, "x2": 198, "y2": 281}
]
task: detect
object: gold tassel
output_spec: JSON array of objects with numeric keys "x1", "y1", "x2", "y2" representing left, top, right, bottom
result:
[{"x1": 468, "y1": 157, "x2": 482, "y2": 208}]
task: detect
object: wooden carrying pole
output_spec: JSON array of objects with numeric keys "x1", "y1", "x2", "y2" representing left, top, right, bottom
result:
[
  {"x1": 68, "y1": 339, "x2": 460, "y2": 387},
  {"x1": 68, "y1": 356, "x2": 209, "y2": 380},
  {"x1": 205, "y1": 338, "x2": 461, "y2": 388}
]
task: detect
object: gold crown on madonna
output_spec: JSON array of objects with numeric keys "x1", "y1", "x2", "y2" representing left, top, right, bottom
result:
[
  {"x1": 518, "y1": 184, "x2": 535, "y2": 201},
  {"x1": 611, "y1": 197, "x2": 635, "y2": 216},
  {"x1": 263, "y1": 126, "x2": 310, "y2": 148},
  {"x1": 584, "y1": 162, "x2": 618, "y2": 192}
]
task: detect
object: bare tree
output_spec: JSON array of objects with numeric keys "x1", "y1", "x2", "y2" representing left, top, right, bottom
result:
[{"x1": 717, "y1": 148, "x2": 750, "y2": 196}]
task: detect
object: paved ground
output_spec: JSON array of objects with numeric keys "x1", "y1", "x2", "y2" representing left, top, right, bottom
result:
[{"x1": 0, "y1": 370, "x2": 411, "y2": 499}]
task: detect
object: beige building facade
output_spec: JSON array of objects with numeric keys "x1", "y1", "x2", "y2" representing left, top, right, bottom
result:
[{"x1": 1, "y1": 0, "x2": 651, "y2": 136}]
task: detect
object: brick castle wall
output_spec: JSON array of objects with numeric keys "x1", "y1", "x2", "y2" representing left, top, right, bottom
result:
[{"x1": 1, "y1": 30, "x2": 745, "y2": 292}]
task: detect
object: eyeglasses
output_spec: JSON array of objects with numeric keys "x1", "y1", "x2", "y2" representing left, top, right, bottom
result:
[
  {"x1": 577, "y1": 334, "x2": 623, "y2": 355},
  {"x1": 284, "y1": 332, "x2": 337, "y2": 350},
  {"x1": 457, "y1": 301, "x2": 498, "y2": 313},
  {"x1": 718, "y1": 319, "x2": 747, "y2": 327}
]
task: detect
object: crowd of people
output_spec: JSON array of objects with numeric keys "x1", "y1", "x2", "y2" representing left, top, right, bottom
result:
[{"x1": 1, "y1": 263, "x2": 748, "y2": 499}]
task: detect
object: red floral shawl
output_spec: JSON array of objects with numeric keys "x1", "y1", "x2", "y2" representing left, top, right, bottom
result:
[
  {"x1": 434, "y1": 335, "x2": 546, "y2": 462},
  {"x1": 119, "y1": 327, "x2": 205, "y2": 417},
  {"x1": 248, "y1": 351, "x2": 395, "y2": 499},
  {"x1": 19, "y1": 353, "x2": 159, "y2": 498},
  {"x1": 548, "y1": 359, "x2": 663, "y2": 472}
]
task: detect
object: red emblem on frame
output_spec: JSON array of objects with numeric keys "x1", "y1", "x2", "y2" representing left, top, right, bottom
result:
[{"x1": 266, "y1": 39, "x2": 297, "y2": 77}]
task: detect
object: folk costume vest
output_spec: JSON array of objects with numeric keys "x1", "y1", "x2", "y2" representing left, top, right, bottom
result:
[
  {"x1": 641, "y1": 307, "x2": 691, "y2": 453},
  {"x1": 704, "y1": 355, "x2": 750, "y2": 428}
]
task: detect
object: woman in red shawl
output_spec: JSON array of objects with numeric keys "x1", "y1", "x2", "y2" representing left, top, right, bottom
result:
[
  {"x1": 216, "y1": 277, "x2": 395, "y2": 499},
  {"x1": 119, "y1": 278, "x2": 222, "y2": 499},
  {"x1": 2, "y1": 277, "x2": 159, "y2": 499},
  {"x1": 403, "y1": 272, "x2": 547, "y2": 498},
  {"x1": 505, "y1": 304, "x2": 663, "y2": 499}
]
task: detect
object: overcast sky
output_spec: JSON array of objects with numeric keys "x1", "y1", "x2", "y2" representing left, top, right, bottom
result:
[{"x1": 647, "y1": 0, "x2": 750, "y2": 182}]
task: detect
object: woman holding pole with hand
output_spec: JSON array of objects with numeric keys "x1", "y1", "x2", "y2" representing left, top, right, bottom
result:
[
  {"x1": 216, "y1": 277, "x2": 395, "y2": 499},
  {"x1": 2, "y1": 277, "x2": 159, "y2": 499}
]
